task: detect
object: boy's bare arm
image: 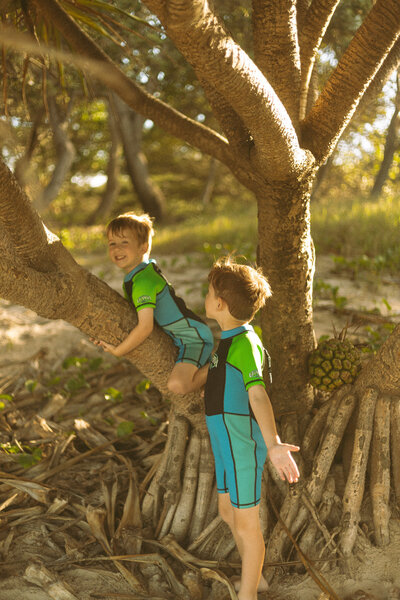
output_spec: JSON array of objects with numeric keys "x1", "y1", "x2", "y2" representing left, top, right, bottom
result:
[
  {"x1": 249, "y1": 384, "x2": 300, "y2": 483},
  {"x1": 93, "y1": 307, "x2": 154, "y2": 357},
  {"x1": 192, "y1": 363, "x2": 209, "y2": 390}
]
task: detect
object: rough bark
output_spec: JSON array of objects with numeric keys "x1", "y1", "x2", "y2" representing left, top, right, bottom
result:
[
  {"x1": 257, "y1": 178, "x2": 316, "y2": 414},
  {"x1": 2, "y1": 1, "x2": 400, "y2": 570},
  {"x1": 144, "y1": 0, "x2": 312, "y2": 180},
  {"x1": 252, "y1": 0, "x2": 301, "y2": 129},
  {"x1": 0, "y1": 158, "x2": 203, "y2": 427},
  {"x1": 298, "y1": 0, "x2": 341, "y2": 120},
  {"x1": 29, "y1": 0, "x2": 233, "y2": 174},
  {"x1": 370, "y1": 395, "x2": 391, "y2": 547},
  {"x1": 302, "y1": 0, "x2": 400, "y2": 162},
  {"x1": 10, "y1": 0, "x2": 396, "y2": 417}
]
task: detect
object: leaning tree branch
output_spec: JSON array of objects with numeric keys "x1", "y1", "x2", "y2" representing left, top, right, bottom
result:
[
  {"x1": 0, "y1": 163, "x2": 207, "y2": 427},
  {"x1": 296, "y1": 0, "x2": 311, "y2": 32},
  {"x1": 357, "y1": 38, "x2": 400, "y2": 115},
  {"x1": 23, "y1": 0, "x2": 232, "y2": 169},
  {"x1": 298, "y1": 0, "x2": 341, "y2": 120},
  {"x1": 0, "y1": 159, "x2": 57, "y2": 271},
  {"x1": 302, "y1": 0, "x2": 400, "y2": 163},
  {"x1": 196, "y1": 76, "x2": 254, "y2": 164},
  {"x1": 0, "y1": 256, "x2": 85, "y2": 323},
  {"x1": 144, "y1": 0, "x2": 313, "y2": 180},
  {"x1": 251, "y1": 0, "x2": 301, "y2": 130}
]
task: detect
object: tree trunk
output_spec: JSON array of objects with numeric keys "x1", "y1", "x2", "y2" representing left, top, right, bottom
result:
[
  {"x1": 13, "y1": 108, "x2": 44, "y2": 197},
  {"x1": 34, "y1": 94, "x2": 76, "y2": 213},
  {"x1": 257, "y1": 176, "x2": 316, "y2": 416},
  {"x1": 370, "y1": 76, "x2": 400, "y2": 198},
  {"x1": 201, "y1": 157, "x2": 218, "y2": 205},
  {"x1": 86, "y1": 96, "x2": 122, "y2": 225},
  {"x1": 113, "y1": 94, "x2": 166, "y2": 221}
]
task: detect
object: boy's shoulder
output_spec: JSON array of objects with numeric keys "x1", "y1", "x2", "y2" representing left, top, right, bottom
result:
[
  {"x1": 125, "y1": 260, "x2": 161, "y2": 282},
  {"x1": 228, "y1": 327, "x2": 262, "y2": 359}
]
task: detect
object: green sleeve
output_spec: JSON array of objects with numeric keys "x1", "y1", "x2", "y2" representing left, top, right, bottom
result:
[
  {"x1": 131, "y1": 267, "x2": 164, "y2": 312},
  {"x1": 228, "y1": 334, "x2": 265, "y2": 390}
]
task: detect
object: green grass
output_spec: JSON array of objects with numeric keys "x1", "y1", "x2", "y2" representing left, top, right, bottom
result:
[
  {"x1": 312, "y1": 193, "x2": 400, "y2": 272},
  {"x1": 50, "y1": 183, "x2": 400, "y2": 276},
  {"x1": 154, "y1": 201, "x2": 257, "y2": 258}
]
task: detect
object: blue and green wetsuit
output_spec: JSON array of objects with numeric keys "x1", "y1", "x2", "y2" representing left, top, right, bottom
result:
[
  {"x1": 204, "y1": 324, "x2": 268, "y2": 508},
  {"x1": 123, "y1": 259, "x2": 213, "y2": 367}
]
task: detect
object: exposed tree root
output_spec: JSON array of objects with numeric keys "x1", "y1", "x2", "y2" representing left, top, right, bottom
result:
[
  {"x1": 391, "y1": 398, "x2": 400, "y2": 506},
  {"x1": 340, "y1": 388, "x2": 378, "y2": 557},
  {"x1": 370, "y1": 395, "x2": 391, "y2": 547},
  {"x1": 188, "y1": 432, "x2": 216, "y2": 543}
]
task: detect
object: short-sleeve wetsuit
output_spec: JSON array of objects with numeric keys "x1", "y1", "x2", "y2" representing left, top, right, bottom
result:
[
  {"x1": 204, "y1": 324, "x2": 268, "y2": 508},
  {"x1": 123, "y1": 259, "x2": 213, "y2": 367}
]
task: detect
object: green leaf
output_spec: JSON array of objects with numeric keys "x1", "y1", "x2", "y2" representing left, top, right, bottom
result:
[
  {"x1": 25, "y1": 379, "x2": 38, "y2": 393},
  {"x1": 46, "y1": 375, "x2": 61, "y2": 386},
  {"x1": 104, "y1": 387, "x2": 123, "y2": 403},
  {"x1": 62, "y1": 356, "x2": 88, "y2": 369},
  {"x1": 135, "y1": 379, "x2": 151, "y2": 394},
  {"x1": 17, "y1": 448, "x2": 42, "y2": 468},
  {"x1": 89, "y1": 357, "x2": 103, "y2": 370},
  {"x1": 0, "y1": 394, "x2": 13, "y2": 402},
  {"x1": 64, "y1": 373, "x2": 89, "y2": 393},
  {"x1": 140, "y1": 411, "x2": 158, "y2": 426},
  {"x1": 117, "y1": 421, "x2": 135, "y2": 437}
]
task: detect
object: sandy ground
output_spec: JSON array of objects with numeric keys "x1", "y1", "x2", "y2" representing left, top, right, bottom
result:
[{"x1": 1, "y1": 253, "x2": 400, "y2": 600}]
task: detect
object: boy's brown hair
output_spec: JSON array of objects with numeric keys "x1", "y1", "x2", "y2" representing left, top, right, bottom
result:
[
  {"x1": 106, "y1": 212, "x2": 154, "y2": 249},
  {"x1": 208, "y1": 257, "x2": 271, "y2": 321}
]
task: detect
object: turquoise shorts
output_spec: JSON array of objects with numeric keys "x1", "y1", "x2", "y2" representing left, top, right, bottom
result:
[
  {"x1": 206, "y1": 412, "x2": 267, "y2": 508},
  {"x1": 169, "y1": 318, "x2": 213, "y2": 368}
]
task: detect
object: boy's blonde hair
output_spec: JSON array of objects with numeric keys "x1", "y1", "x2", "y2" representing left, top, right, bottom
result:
[
  {"x1": 106, "y1": 212, "x2": 154, "y2": 250},
  {"x1": 208, "y1": 257, "x2": 271, "y2": 321}
]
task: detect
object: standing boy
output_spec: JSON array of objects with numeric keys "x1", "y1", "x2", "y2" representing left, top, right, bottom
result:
[
  {"x1": 93, "y1": 212, "x2": 213, "y2": 394},
  {"x1": 196, "y1": 257, "x2": 300, "y2": 600}
]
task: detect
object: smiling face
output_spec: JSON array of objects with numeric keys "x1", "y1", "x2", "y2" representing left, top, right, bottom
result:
[{"x1": 107, "y1": 228, "x2": 148, "y2": 273}]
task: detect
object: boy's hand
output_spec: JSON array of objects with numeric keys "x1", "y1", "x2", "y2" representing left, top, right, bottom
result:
[
  {"x1": 98, "y1": 340, "x2": 121, "y2": 356},
  {"x1": 90, "y1": 338, "x2": 121, "y2": 356},
  {"x1": 268, "y1": 443, "x2": 300, "y2": 483}
]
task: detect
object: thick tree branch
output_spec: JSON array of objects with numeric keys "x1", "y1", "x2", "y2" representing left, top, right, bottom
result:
[
  {"x1": 297, "y1": 0, "x2": 311, "y2": 32},
  {"x1": 358, "y1": 38, "x2": 400, "y2": 113},
  {"x1": 302, "y1": 0, "x2": 400, "y2": 163},
  {"x1": 196, "y1": 77, "x2": 252, "y2": 158},
  {"x1": 145, "y1": 0, "x2": 313, "y2": 179},
  {"x1": 0, "y1": 159, "x2": 57, "y2": 271},
  {"x1": 298, "y1": 0, "x2": 341, "y2": 120},
  {"x1": 251, "y1": 0, "x2": 301, "y2": 129},
  {"x1": 25, "y1": 0, "x2": 232, "y2": 169},
  {"x1": 0, "y1": 256, "x2": 85, "y2": 324}
]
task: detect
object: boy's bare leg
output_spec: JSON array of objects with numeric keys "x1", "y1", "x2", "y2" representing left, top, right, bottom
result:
[
  {"x1": 167, "y1": 362, "x2": 199, "y2": 394},
  {"x1": 233, "y1": 504, "x2": 266, "y2": 600},
  {"x1": 218, "y1": 494, "x2": 268, "y2": 600}
]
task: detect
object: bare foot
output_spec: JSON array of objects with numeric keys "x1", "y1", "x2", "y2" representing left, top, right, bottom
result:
[{"x1": 232, "y1": 575, "x2": 269, "y2": 593}]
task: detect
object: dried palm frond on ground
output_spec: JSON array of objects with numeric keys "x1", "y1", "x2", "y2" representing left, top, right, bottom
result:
[
  {"x1": 2, "y1": 292, "x2": 400, "y2": 599},
  {"x1": 0, "y1": 346, "x2": 249, "y2": 600}
]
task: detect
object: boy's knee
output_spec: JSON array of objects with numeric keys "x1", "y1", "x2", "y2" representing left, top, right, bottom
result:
[
  {"x1": 167, "y1": 378, "x2": 188, "y2": 395},
  {"x1": 219, "y1": 503, "x2": 233, "y2": 526},
  {"x1": 234, "y1": 510, "x2": 261, "y2": 538}
]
